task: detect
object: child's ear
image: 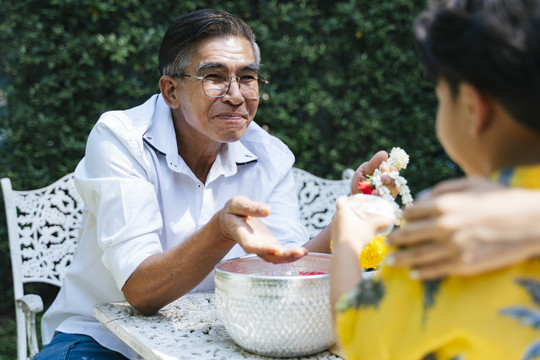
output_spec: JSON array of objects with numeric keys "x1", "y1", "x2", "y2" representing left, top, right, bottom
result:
[
  {"x1": 459, "y1": 82, "x2": 492, "y2": 137},
  {"x1": 159, "y1": 76, "x2": 182, "y2": 109}
]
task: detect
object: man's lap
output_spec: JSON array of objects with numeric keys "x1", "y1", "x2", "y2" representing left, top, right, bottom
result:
[{"x1": 34, "y1": 332, "x2": 128, "y2": 360}]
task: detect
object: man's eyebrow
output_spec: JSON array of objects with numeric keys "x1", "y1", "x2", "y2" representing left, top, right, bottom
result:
[
  {"x1": 242, "y1": 63, "x2": 260, "y2": 72},
  {"x1": 197, "y1": 62, "x2": 260, "y2": 73},
  {"x1": 197, "y1": 62, "x2": 226, "y2": 73}
]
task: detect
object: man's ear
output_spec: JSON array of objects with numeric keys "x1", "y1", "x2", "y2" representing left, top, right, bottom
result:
[
  {"x1": 459, "y1": 82, "x2": 492, "y2": 137},
  {"x1": 159, "y1": 76, "x2": 181, "y2": 109}
]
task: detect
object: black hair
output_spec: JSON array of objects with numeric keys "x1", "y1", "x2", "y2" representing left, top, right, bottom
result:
[
  {"x1": 159, "y1": 9, "x2": 260, "y2": 77},
  {"x1": 414, "y1": 0, "x2": 540, "y2": 133}
]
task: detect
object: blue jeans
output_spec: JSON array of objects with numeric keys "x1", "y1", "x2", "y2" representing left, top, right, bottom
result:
[{"x1": 34, "y1": 332, "x2": 128, "y2": 360}]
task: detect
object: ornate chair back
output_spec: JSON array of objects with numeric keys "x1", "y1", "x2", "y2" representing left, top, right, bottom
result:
[
  {"x1": 292, "y1": 168, "x2": 353, "y2": 239},
  {"x1": 2, "y1": 173, "x2": 84, "y2": 360}
]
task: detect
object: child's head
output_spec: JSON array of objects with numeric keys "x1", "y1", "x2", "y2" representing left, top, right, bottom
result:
[{"x1": 414, "y1": 0, "x2": 540, "y2": 175}]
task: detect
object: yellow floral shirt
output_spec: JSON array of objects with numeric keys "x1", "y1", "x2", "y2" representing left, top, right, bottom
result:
[{"x1": 335, "y1": 165, "x2": 540, "y2": 360}]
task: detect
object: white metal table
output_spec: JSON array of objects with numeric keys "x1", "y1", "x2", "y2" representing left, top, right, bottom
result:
[{"x1": 94, "y1": 291, "x2": 342, "y2": 360}]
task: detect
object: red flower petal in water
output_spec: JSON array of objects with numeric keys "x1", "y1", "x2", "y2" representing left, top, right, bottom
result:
[
  {"x1": 298, "y1": 271, "x2": 326, "y2": 276},
  {"x1": 358, "y1": 181, "x2": 374, "y2": 194}
]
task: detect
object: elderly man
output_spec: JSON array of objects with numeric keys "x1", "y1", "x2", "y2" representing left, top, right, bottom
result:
[{"x1": 35, "y1": 9, "x2": 391, "y2": 359}]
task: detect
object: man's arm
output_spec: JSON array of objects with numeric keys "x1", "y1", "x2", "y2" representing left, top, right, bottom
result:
[
  {"x1": 122, "y1": 196, "x2": 307, "y2": 315},
  {"x1": 122, "y1": 213, "x2": 232, "y2": 315}
]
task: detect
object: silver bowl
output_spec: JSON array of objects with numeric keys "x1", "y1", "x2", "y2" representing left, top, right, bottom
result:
[{"x1": 214, "y1": 253, "x2": 335, "y2": 358}]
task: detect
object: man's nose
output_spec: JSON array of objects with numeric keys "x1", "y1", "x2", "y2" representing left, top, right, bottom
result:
[{"x1": 222, "y1": 77, "x2": 244, "y2": 104}]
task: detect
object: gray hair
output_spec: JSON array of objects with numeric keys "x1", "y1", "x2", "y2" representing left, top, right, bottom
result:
[{"x1": 159, "y1": 9, "x2": 261, "y2": 77}]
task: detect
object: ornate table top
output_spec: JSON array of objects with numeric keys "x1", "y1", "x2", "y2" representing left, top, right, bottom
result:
[{"x1": 94, "y1": 291, "x2": 342, "y2": 360}]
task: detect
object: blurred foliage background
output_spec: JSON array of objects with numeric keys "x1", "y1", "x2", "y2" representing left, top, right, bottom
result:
[{"x1": 0, "y1": 0, "x2": 461, "y2": 334}]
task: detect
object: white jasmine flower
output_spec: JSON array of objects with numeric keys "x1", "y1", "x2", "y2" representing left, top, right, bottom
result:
[
  {"x1": 367, "y1": 148, "x2": 414, "y2": 225},
  {"x1": 388, "y1": 147, "x2": 409, "y2": 170},
  {"x1": 394, "y1": 176, "x2": 407, "y2": 187},
  {"x1": 379, "y1": 187, "x2": 393, "y2": 203},
  {"x1": 372, "y1": 169, "x2": 384, "y2": 188},
  {"x1": 387, "y1": 171, "x2": 400, "y2": 180},
  {"x1": 402, "y1": 192, "x2": 414, "y2": 206}
]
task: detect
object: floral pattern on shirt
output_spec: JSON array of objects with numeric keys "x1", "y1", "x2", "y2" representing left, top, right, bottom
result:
[
  {"x1": 500, "y1": 278, "x2": 540, "y2": 360},
  {"x1": 422, "y1": 278, "x2": 443, "y2": 322},
  {"x1": 336, "y1": 277, "x2": 385, "y2": 312}
]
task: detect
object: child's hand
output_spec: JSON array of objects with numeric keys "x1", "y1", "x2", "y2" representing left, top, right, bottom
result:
[
  {"x1": 330, "y1": 196, "x2": 394, "y2": 312},
  {"x1": 332, "y1": 196, "x2": 394, "y2": 254}
]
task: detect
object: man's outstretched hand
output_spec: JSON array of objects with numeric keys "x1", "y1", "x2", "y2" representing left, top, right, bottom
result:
[{"x1": 218, "y1": 195, "x2": 308, "y2": 263}]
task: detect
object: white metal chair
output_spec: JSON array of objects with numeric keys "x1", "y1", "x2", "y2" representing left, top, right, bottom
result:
[
  {"x1": 2, "y1": 173, "x2": 84, "y2": 360},
  {"x1": 292, "y1": 168, "x2": 354, "y2": 239}
]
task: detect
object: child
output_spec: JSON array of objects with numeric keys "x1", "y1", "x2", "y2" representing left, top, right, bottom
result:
[{"x1": 330, "y1": 0, "x2": 540, "y2": 359}]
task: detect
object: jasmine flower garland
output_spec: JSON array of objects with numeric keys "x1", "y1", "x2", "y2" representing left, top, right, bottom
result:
[{"x1": 358, "y1": 147, "x2": 413, "y2": 225}]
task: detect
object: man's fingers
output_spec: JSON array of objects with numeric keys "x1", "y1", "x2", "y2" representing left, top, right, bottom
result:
[
  {"x1": 379, "y1": 162, "x2": 397, "y2": 174},
  {"x1": 350, "y1": 151, "x2": 390, "y2": 194},
  {"x1": 400, "y1": 199, "x2": 441, "y2": 221},
  {"x1": 429, "y1": 178, "x2": 473, "y2": 195},
  {"x1": 388, "y1": 241, "x2": 456, "y2": 268},
  {"x1": 430, "y1": 176, "x2": 503, "y2": 196},
  {"x1": 247, "y1": 245, "x2": 308, "y2": 264},
  {"x1": 227, "y1": 195, "x2": 271, "y2": 217},
  {"x1": 258, "y1": 247, "x2": 308, "y2": 264},
  {"x1": 364, "y1": 150, "x2": 389, "y2": 175},
  {"x1": 387, "y1": 218, "x2": 445, "y2": 246},
  {"x1": 233, "y1": 216, "x2": 308, "y2": 264},
  {"x1": 411, "y1": 256, "x2": 488, "y2": 280},
  {"x1": 410, "y1": 261, "x2": 456, "y2": 280},
  {"x1": 379, "y1": 173, "x2": 400, "y2": 197}
]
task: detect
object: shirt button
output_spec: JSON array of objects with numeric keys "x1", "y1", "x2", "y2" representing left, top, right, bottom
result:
[{"x1": 197, "y1": 184, "x2": 202, "y2": 188}]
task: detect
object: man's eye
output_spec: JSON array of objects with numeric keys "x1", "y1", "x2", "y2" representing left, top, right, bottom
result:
[
  {"x1": 204, "y1": 73, "x2": 227, "y2": 81},
  {"x1": 240, "y1": 74, "x2": 257, "y2": 81}
]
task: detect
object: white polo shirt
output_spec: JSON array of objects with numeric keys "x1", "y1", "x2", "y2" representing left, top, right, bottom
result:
[{"x1": 41, "y1": 94, "x2": 309, "y2": 359}]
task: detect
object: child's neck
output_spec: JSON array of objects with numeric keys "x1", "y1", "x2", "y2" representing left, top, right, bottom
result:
[{"x1": 484, "y1": 134, "x2": 540, "y2": 176}]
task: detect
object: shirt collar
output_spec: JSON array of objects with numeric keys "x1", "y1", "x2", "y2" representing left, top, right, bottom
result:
[
  {"x1": 143, "y1": 95, "x2": 258, "y2": 180},
  {"x1": 491, "y1": 164, "x2": 540, "y2": 189},
  {"x1": 142, "y1": 95, "x2": 176, "y2": 156},
  {"x1": 209, "y1": 140, "x2": 258, "y2": 181}
]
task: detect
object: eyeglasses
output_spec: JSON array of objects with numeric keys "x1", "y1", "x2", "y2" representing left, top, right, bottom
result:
[{"x1": 181, "y1": 70, "x2": 269, "y2": 99}]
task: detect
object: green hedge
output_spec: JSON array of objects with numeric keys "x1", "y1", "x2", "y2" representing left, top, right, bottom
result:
[{"x1": 0, "y1": 0, "x2": 461, "y2": 315}]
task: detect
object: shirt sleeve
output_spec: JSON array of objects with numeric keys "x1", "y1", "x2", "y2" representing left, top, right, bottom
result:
[
  {"x1": 237, "y1": 121, "x2": 310, "y2": 247},
  {"x1": 262, "y1": 166, "x2": 310, "y2": 248},
  {"x1": 74, "y1": 115, "x2": 164, "y2": 290}
]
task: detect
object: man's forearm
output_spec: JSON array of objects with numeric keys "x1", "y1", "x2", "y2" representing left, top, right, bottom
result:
[
  {"x1": 122, "y1": 215, "x2": 234, "y2": 315},
  {"x1": 303, "y1": 225, "x2": 332, "y2": 254}
]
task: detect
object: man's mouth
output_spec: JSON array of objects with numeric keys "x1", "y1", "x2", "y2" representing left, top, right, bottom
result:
[{"x1": 215, "y1": 113, "x2": 249, "y2": 122}]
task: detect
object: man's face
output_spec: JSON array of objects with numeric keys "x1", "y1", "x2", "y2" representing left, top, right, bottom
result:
[{"x1": 174, "y1": 36, "x2": 260, "y2": 144}]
